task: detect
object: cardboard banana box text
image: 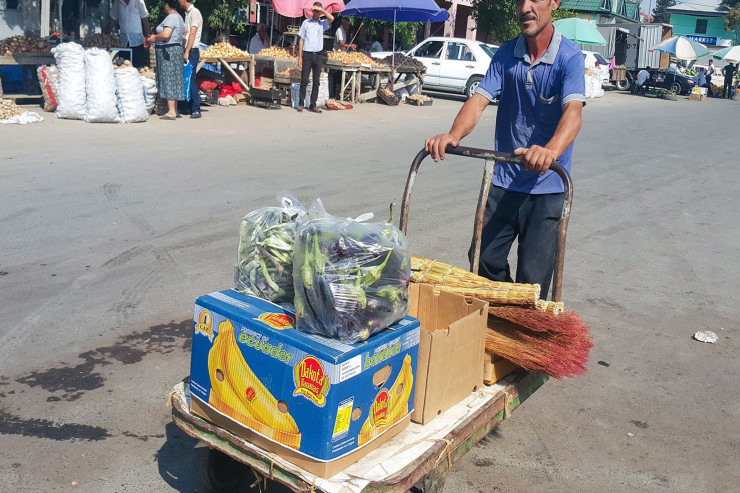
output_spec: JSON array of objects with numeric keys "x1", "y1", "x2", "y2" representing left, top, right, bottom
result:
[{"x1": 189, "y1": 289, "x2": 420, "y2": 476}]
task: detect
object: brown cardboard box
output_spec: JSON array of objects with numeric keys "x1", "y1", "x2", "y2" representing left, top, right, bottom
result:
[
  {"x1": 191, "y1": 396, "x2": 410, "y2": 479},
  {"x1": 408, "y1": 284, "x2": 488, "y2": 424},
  {"x1": 689, "y1": 93, "x2": 706, "y2": 101}
]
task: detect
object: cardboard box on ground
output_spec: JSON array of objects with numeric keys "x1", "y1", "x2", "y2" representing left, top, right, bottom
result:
[
  {"x1": 408, "y1": 284, "x2": 489, "y2": 425},
  {"x1": 189, "y1": 289, "x2": 420, "y2": 479}
]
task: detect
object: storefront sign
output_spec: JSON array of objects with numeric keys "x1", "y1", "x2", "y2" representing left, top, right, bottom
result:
[{"x1": 686, "y1": 35, "x2": 717, "y2": 45}]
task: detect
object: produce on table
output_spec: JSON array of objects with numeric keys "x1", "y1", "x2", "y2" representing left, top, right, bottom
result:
[
  {"x1": 327, "y1": 51, "x2": 384, "y2": 66},
  {"x1": 201, "y1": 42, "x2": 249, "y2": 58},
  {"x1": 293, "y1": 200, "x2": 410, "y2": 342},
  {"x1": 256, "y1": 47, "x2": 295, "y2": 59},
  {"x1": 0, "y1": 35, "x2": 51, "y2": 55},
  {"x1": 0, "y1": 98, "x2": 25, "y2": 120},
  {"x1": 381, "y1": 53, "x2": 425, "y2": 71},
  {"x1": 139, "y1": 66, "x2": 155, "y2": 80},
  {"x1": 83, "y1": 33, "x2": 123, "y2": 48},
  {"x1": 235, "y1": 197, "x2": 307, "y2": 304}
]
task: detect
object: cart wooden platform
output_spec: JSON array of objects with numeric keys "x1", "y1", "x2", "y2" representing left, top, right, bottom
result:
[
  {"x1": 171, "y1": 369, "x2": 547, "y2": 492},
  {"x1": 171, "y1": 145, "x2": 572, "y2": 492}
]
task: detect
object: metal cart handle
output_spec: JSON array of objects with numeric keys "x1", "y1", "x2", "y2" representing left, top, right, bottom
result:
[{"x1": 399, "y1": 145, "x2": 573, "y2": 303}]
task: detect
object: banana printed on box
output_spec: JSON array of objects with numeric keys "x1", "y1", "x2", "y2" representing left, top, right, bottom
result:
[{"x1": 189, "y1": 289, "x2": 420, "y2": 462}]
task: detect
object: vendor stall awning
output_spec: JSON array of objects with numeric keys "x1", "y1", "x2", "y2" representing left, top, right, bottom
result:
[{"x1": 272, "y1": 0, "x2": 345, "y2": 18}]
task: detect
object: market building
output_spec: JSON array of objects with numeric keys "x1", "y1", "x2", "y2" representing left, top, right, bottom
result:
[
  {"x1": 666, "y1": 4, "x2": 733, "y2": 47},
  {"x1": 558, "y1": 0, "x2": 641, "y2": 24},
  {"x1": 0, "y1": 0, "x2": 108, "y2": 40}
]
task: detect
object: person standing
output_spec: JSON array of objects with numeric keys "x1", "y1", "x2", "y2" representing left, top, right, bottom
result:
[
  {"x1": 249, "y1": 24, "x2": 270, "y2": 55},
  {"x1": 424, "y1": 0, "x2": 585, "y2": 300},
  {"x1": 107, "y1": 0, "x2": 151, "y2": 68},
  {"x1": 297, "y1": 2, "x2": 334, "y2": 113},
  {"x1": 334, "y1": 18, "x2": 356, "y2": 51},
  {"x1": 722, "y1": 62, "x2": 737, "y2": 99},
  {"x1": 706, "y1": 59, "x2": 715, "y2": 96},
  {"x1": 147, "y1": 0, "x2": 185, "y2": 120},
  {"x1": 180, "y1": 0, "x2": 203, "y2": 119}
]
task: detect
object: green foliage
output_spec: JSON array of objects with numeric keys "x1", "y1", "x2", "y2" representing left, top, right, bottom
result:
[
  {"x1": 144, "y1": 0, "x2": 164, "y2": 24},
  {"x1": 652, "y1": 0, "x2": 676, "y2": 24},
  {"x1": 724, "y1": 7, "x2": 740, "y2": 31},
  {"x1": 350, "y1": 18, "x2": 421, "y2": 49},
  {"x1": 471, "y1": 1, "x2": 577, "y2": 43}
]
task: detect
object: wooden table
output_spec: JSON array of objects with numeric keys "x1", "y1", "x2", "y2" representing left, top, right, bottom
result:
[
  {"x1": 198, "y1": 56, "x2": 254, "y2": 95},
  {"x1": 0, "y1": 52, "x2": 54, "y2": 100},
  {"x1": 324, "y1": 59, "x2": 361, "y2": 104},
  {"x1": 357, "y1": 63, "x2": 392, "y2": 103}
]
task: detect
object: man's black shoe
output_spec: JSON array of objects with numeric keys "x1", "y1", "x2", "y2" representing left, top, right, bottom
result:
[{"x1": 190, "y1": 111, "x2": 202, "y2": 119}]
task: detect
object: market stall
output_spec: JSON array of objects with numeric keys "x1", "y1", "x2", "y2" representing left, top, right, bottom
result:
[
  {"x1": 199, "y1": 43, "x2": 255, "y2": 95},
  {"x1": 0, "y1": 36, "x2": 54, "y2": 99}
]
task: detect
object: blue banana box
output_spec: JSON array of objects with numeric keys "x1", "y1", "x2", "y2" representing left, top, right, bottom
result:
[{"x1": 189, "y1": 289, "x2": 420, "y2": 477}]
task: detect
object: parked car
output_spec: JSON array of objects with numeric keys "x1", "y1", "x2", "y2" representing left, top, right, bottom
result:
[
  {"x1": 649, "y1": 67, "x2": 698, "y2": 95},
  {"x1": 372, "y1": 37, "x2": 497, "y2": 98},
  {"x1": 582, "y1": 50, "x2": 609, "y2": 86}
]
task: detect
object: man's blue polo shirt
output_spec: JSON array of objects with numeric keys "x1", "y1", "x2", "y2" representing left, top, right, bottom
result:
[{"x1": 476, "y1": 29, "x2": 585, "y2": 194}]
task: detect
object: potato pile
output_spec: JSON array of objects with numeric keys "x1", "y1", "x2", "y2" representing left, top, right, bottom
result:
[
  {"x1": 201, "y1": 42, "x2": 248, "y2": 58},
  {"x1": 0, "y1": 35, "x2": 51, "y2": 55},
  {"x1": 0, "y1": 98, "x2": 24, "y2": 120},
  {"x1": 257, "y1": 47, "x2": 295, "y2": 59},
  {"x1": 328, "y1": 51, "x2": 383, "y2": 66},
  {"x1": 83, "y1": 33, "x2": 123, "y2": 48},
  {"x1": 114, "y1": 59, "x2": 133, "y2": 70},
  {"x1": 408, "y1": 94, "x2": 432, "y2": 104}
]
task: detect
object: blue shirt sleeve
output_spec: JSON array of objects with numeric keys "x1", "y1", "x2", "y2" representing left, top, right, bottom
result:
[
  {"x1": 299, "y1": 20, "x2": 307, "y2": 39},
  {"x1": 476, "y1": 51, "x2": 503, "y2": 101},
  {"x1": 321, "y1": 19, "x2": 330, "y2": 31},
  {"x1": 561, "y1": 52, "x2": 586, "y2": 106}
]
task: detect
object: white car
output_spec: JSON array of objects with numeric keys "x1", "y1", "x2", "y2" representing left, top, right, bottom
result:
[
  {"x1": 372, "y1": 37, "x2": 498, "y2": 98},
  {"x1": 583, "y1": 50, "x2": 610, "y2": 86}
]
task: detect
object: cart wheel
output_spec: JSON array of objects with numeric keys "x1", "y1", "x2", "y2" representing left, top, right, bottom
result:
[{"x1": 193, "y1": 446, "x2": 253, "y2": 492}]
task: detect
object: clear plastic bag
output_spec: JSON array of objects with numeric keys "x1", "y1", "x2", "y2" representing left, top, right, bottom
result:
[
  {"x1": 234, "y1": 195, "x2": 306, "y2": 304},
  {"x1": 293, "y1": 200, "x2": 410, "y2": 342}
]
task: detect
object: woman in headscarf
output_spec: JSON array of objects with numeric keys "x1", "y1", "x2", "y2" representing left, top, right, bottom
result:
[{"x1": 147, "y1": 0, "x2": 185, "y2": 120}]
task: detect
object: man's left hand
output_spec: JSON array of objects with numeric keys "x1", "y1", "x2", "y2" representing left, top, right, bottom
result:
[{"x1": 514, "y1": 145, "x2": 558, "y2": 174}]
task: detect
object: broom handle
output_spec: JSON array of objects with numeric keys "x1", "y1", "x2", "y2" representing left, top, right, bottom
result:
[{"x1": 399, "y1": 145, "x2": 573, "y2": 303}]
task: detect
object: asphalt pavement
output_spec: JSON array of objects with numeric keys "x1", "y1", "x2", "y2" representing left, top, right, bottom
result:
[{"x1": 0, "y1": 89, "x2": 738, "y2": 492}]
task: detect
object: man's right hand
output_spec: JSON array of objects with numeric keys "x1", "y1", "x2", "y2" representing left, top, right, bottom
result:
[{"x1": 424, "y1": 133, "x2": 460, "y2": 162}]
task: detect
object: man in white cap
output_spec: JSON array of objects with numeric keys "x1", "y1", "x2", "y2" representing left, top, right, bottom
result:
[{"x1": 297, "y1": 2, "x2": 334, "y2": 113}]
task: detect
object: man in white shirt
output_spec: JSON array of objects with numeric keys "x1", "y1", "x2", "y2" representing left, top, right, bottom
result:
[
  {"x1": 179, "y1": 0, "x2": 203, "y2": 118},
  {"x1": 249, "y1": 24, "x2": 270, "y2": 55},
  {"x1": 297, "y1": 2, "x2": 334, "y2": 113},
  {"x1": 635, "y1": 66, "x2": 651, "y2": 94},
  {"x1": 334, "y1": 18, "x2": 356, "y2": 51},
  {"x1": 107, "y1": 0, "x2": 151, "y2": 68}
]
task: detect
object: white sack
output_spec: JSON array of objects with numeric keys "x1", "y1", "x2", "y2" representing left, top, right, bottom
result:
[
  {"x1": 114, "y1": 67, "x2": 148, "y2": 123},
  {"x1": 84, "y1": 48, "x2": 121, "y2": 123},
  {"x1": 141, "y1": 76, "x2": 157, "y2": 114},
  {"x1": 53, "y1": 43, "x2": 87, "y2": 120}
]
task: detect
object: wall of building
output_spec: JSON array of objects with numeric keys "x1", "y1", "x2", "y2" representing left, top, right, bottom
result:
[
  {"x1": 1, "y1": 3, "x2": 27, "y2": 38},
  {"x1": 669, "y1": 13, "x2": 726, "y2": 43}
]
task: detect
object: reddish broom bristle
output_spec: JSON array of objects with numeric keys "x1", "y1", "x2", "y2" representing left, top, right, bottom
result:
[{"x1": 486, "y1": 307, "x2": 593, "y2": 379}]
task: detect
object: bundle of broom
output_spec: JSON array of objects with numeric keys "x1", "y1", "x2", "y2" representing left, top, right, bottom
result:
[{"x1": 411, "y1": 256, "x2": 592, "y2": 379}]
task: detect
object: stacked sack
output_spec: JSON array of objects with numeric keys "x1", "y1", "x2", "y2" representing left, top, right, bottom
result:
[
  {"x1": 53, "y1": 43, "x2": 87, "y2": 120},
  {"x1": 139, "y1": 66, "x2": 157, "y2": 114},
  {"x1": 114, "y1": 66, "x2": 148, "y2": 123},
  {"x1": 84, "y1": 48, "x2": 121, "y2": 123},
  {"x1": 36, "y1": 65, "x2": 59, "y2": 112},
  {"x1": 585, "y1": 68, "x2": 604, "y2": 99}
]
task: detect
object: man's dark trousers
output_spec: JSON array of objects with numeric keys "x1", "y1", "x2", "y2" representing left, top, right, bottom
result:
[
  {"x1": 299, "y1": 51, "x2": 323, "y2": 109},
  {"x1": 476, "y1": 185, "x2": 564, "y2": 300},
  {"x1": 131, "y1": 44, "x2": 148, "y2": 68},
  {"x1": 188, "y1": 48, "x2": 200, "y2": 113}
]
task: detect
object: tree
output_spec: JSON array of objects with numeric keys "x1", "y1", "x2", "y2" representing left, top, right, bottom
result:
[
  {"x1": 652, "y1": 0, "x2": 676, "y2": 24},
  {"x1": 351, "y1": 18, "x2": 422, "y2": 50},
  {"x1": 721, "y1": 0, "x2": 740, "y2": 31},
  {"x1": 144, "y1": 0, "x2": 248, "y2": 40},
  {"x1": 471, "y1": 1, "x2": 576, "y2": 43}
]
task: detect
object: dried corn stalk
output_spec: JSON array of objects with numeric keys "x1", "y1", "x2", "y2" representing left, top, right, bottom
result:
[
  {"x1": 536, "y1": 299, "x2": 564, "y2": 315},
  {"x1": 411, "y1": 256, "x2": 541, "y2": 308}
]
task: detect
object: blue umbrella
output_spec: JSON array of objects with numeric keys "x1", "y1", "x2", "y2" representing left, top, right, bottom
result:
[{"x1": 343, "y1": 0, "x2": 450, "y2": 64}]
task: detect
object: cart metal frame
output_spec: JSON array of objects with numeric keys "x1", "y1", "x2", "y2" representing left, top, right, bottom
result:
[{"x1": 171, "y1": 146, "x2": 573, "y2": 492}]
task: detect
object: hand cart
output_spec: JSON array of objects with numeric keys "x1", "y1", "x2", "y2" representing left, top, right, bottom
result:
[{"x1": 170, "y1": 146, "x2": 572, "y2": 493}]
